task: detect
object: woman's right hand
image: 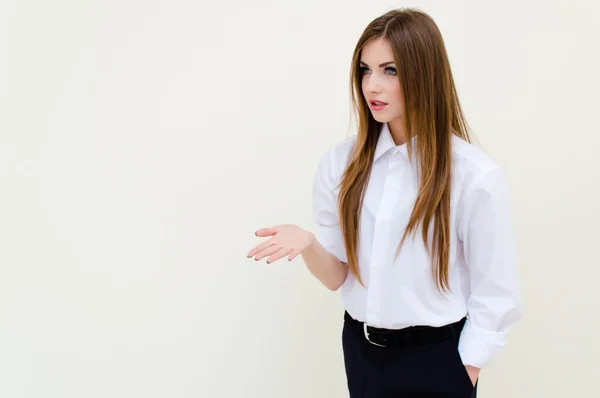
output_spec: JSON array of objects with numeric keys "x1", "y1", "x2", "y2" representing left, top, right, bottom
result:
[{"x1": 247, "y1": 224, "x2": 315, "y2": 264}]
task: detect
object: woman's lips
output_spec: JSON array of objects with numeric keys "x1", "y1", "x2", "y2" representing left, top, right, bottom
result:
[{"x1": 370, "y1": 101, "x2": 387, "y2": 111}]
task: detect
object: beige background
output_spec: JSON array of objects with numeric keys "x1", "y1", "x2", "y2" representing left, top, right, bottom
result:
[{"x1": 1, "y1": 0, "x2": 598, "y2": 397}]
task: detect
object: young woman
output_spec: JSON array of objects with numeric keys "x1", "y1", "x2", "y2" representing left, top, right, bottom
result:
[{"x1": 247, "y1": 7, "x2": 523, "y2": 397}]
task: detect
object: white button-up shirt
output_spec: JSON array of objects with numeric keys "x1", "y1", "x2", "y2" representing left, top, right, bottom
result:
[{"x1": 312, "y1": 122, "x2": 523, "y2": 368}]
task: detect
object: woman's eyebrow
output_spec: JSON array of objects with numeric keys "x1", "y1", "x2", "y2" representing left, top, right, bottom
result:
[{"x1": 359, "y1": 61, "x2": 395, "y2": 67}]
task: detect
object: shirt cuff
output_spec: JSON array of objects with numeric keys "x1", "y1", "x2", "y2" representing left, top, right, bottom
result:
[
  {"x1": 314, "y1": 223, "x2": 348, "y2": 263},
  {"x1": 457, "y1": 318, "x2": 507, "y2": 368}
]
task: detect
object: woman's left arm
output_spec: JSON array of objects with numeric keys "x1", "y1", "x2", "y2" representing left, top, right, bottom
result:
[{"x1": 457, "y1": 166, "x2": 524, "y2": 377}]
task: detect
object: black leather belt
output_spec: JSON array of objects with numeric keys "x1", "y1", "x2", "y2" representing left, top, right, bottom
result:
[{"x1": 344, "y1": 310, "x2": 467, "y2": 348}]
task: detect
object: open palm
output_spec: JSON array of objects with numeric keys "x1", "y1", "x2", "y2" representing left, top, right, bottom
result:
[{"x1": 247, "y1": 224, "x2": 315, "y2": 264}]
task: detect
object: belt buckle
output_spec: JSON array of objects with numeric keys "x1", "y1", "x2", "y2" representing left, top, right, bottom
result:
[{"x1": 363, "y1": 323, "x2": 387, "y2": 347}]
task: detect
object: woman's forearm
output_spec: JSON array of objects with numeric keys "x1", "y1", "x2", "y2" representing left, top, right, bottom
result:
[{"x1": 301, "y1": 234, "x2": 349, "y2": 291}]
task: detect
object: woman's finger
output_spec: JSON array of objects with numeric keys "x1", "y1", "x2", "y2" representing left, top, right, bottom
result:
[
  {"x1": 266, "y1": 247, "x2": 293, "y2": 264},
  {"x1": 288, "y1": 248, "x2": 301, "y2": 261},
  {"x1": 254, "y1": 245, "x2": 282, "y2": 261},
  {"x1": 247, "y1": 239, "x2": 277, "y2": 258},
  {"x1": 255, "y1": 227, "x2": 277, "y2": 237}
]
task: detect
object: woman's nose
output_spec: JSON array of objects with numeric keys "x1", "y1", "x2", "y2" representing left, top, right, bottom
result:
[{"x1": 365, "y1": 77, "x2": 383, "y2": 94}]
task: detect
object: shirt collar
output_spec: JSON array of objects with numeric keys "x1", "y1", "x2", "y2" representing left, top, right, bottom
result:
[{"x1": 374, "y1": 122, "x2": 415, "y2": 162}]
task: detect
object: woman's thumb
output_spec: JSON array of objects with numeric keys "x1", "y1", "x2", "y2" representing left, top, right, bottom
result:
[{"x1": 255, "y1": 227, "x2": 276, "y2": 237}]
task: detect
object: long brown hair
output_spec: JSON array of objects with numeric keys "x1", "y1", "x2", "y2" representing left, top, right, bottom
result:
[{"x1": 338, "y1": 8, "x2": 473, "y2": 294}]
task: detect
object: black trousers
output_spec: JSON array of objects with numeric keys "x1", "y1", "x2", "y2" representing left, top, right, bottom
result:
[{"x1": 342, "y1": 311, "x2": 478, "y2": 397}]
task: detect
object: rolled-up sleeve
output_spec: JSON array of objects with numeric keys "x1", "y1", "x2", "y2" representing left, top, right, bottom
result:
[
  {"x1": 312, "y1": 150, "x2": 348, "y2": 264},
  {"x1": 457, "y1": 166, "x2": 524, "y2": 368}
]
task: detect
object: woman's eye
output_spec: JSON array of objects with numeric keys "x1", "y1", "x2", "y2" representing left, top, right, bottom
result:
[{"x1": 359, "y1": 66, "x2": 396, "y2": 76}]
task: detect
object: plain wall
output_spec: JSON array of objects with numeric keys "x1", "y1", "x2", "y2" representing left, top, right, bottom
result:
[{"x1": 1, "y1": 0, "x2": 599, "y2": 396}]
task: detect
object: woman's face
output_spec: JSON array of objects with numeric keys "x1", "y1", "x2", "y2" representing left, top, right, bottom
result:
[{"x1": 360, "y1": 37, "x2": 404, "y2": 124}]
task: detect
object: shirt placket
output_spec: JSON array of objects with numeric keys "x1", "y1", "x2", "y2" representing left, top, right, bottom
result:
[{"x1": 365, "y1": 149, "x2": 403, "y2": 326}]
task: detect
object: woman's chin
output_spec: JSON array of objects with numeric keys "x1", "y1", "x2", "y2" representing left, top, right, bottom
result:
[{"x1": 371, "y1": 113, "x2": 391, "y2": 123}]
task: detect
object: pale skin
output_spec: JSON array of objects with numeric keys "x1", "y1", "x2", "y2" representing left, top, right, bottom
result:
[
  {"x1": 247, "y1": 36, "x2": 479, "y2": 388},
  {"x1": 247, "y1": 224, "x2": 316, "y2": 264}
]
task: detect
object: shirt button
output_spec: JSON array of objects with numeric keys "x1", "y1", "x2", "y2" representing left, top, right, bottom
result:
[{"x1": 391, "y1": 181, "x2": 396, "y2": 187}]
